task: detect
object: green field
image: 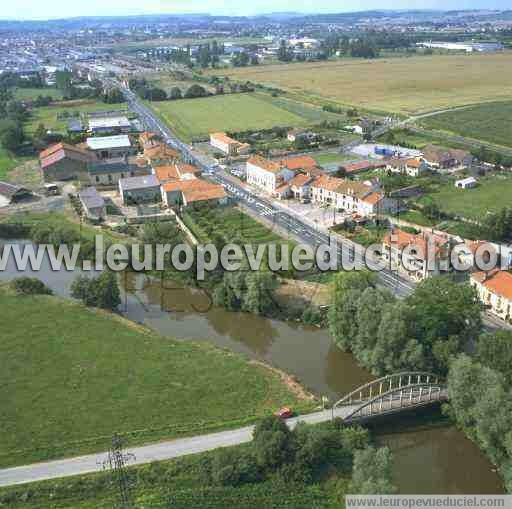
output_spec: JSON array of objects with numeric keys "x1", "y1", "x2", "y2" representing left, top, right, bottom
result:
[
  {"x1": 419, "y1": 173, "x2": 512, "y2": 220},
  {"x1": 0, "y1": 146, "x2": 30, "y2": 181},
  {"x1": 147, "y1": 93, "x2": 324, "y2": 142},
  {"x1": 25, "y1": 99, "x2": 127, "y2": 134},
  {"x1": 0, "y1": 288, "x2": 305, "y2": 467},
  {"x1": 211, "y1": 53, "x2": 512, "y2": 115},
  {"x1": 420, "y1": 101, "x2": 512, "y2": 148},
  {"x1": 14, "y1": 87, "x2": 63, "y2": 101}
]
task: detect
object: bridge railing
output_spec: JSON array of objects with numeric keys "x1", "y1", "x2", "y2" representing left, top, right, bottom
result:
[{"x1": 331, "y1": 372, "x2": 446, "y2": 421}]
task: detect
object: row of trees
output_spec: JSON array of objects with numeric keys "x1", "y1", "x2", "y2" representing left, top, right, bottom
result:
[
  {"x1": 200, "y1": 415, "x2": 395, "y2": 494},
  {"x1": 129, "y1": 77, "x2": 210, "y2": 102}
]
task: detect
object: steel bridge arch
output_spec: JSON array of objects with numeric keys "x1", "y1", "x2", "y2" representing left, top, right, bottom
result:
[
  {"x1": 335, "y1": 382, "x2": 447, "y2": 422},
  {"x1": 331, "y1": 372, "x2": 446, "y2": 421}
]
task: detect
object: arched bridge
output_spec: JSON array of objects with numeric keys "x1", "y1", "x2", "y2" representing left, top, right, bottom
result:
[{"x1": 331, "y1": 372, "x2": 448, "y2": 422}]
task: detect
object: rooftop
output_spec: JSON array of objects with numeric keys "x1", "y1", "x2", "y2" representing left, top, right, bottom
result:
[
  {"x1": 247, "y1": 155, "x2": 283, "y2": 174},
  {"x1": 79, "y1": 187, "x2": 105, "y2": 210},
  {"x1": 88, "y1": 116, "x2": 131, "y2": 130},
  {"x1": 119, "y1": 174, "x2": 160, "y2": 191},
  {"x1": 86, "y1": 135, "x2": 131, "y2": 151},
  {"x1": 472, "y1": 269, "x2": 512, "y2": 301}
]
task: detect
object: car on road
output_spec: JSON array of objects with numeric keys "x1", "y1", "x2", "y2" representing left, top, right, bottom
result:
[{"x1": 275, "y1": 407, "x2": 294, "y2": 419}]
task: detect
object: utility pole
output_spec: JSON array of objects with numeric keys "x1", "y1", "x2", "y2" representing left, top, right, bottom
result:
[{"x1": 102, "y1": 434, "x2": 135, "y2": 509}]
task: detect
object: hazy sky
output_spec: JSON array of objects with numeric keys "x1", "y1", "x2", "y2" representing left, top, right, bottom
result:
[{"x1": 8, "y1": 0, "x2": 511, "y2": 21}]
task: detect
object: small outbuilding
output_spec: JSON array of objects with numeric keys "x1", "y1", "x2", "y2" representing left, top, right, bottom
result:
[
  {"x1": 78, "y1": 187, "x2": 106, "y2": 219},
  {"x1": 455, "y1": 177, "x2": 477, "y2": 189}
]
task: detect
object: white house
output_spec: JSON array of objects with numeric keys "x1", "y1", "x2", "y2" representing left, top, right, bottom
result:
[
  {"x1": 210, "y1": 132, "x2": 250, "y2": 156},
  {"x1": 386, "y1": 158, "x2": 428, "y2": 177},
  {"x1": 471, "y1": 269, "x2": 512, "y2": 322},
  {"x1": 246, "y1": 155, "x2": 295, "y2": 195},
  {"x1": 86, "y1": 135, "x2": 133, "y2": 160}
]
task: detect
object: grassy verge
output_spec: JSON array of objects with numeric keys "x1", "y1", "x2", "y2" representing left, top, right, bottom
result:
[
  {"x1": 14, "y1": 87, "x2": 63, "y2": 101},
  {"x1": 0, "y1": 287, "x2": 311, "y2": 468},
  {"x1": 0, "y1": 437, "x2": 347, "y2": 509}
]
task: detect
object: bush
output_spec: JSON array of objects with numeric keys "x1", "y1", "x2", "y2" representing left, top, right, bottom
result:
[
  {"x1": 10, "y1": 277, "x2": 53, "y2": 296},
  {"x1": 70, "y1": 271, "x2": 121, "y2": 310}
]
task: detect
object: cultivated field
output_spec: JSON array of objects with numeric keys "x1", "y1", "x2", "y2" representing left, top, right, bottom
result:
[
  {"x1": 0, "y1": 288, "x2": 303, "y2": 467},
  {"x1": 211, "y1": 53, "x2": 512, "y2": 115},
  {"x1": 25, "y1": 99, "x2": 127, "y2": 134},
  {"x1": 419, "y1": 101, "x2": 512, "y2": 148},
  {"x1": 147, "y1": 93, "x2": 332, "y2": 142}
]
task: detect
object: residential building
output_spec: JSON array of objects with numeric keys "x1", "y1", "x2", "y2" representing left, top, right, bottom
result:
[
  {"x1": 143, "y1": 143, "x2": 180, "y2": 166},
  {"x1": 88, "y1": 116, "x2": 132, "y2": 134},
  {"x1": 39, "y1": 142, "x2": 95, "y2": 182},
  {"x1": 153, "y1": 163, "x2": 201, "y2": 184},
  {"x1": 0, "y1": 182, "x2": 31, "y2": 207},
  {"x1": 287, "y1": 128, "x2": 315, "y2": 142},
  {"x1": 161, "y1": 179, "x2": 227, "y2": 208},
  {"x1": 246, "y1": 155, "x2": 294, "y2": 195},
  {"x1": 381, "y1": 228, "x2": 453, "y2": 281},
  {"x1": 209, "y1": 132, "x2": 250, "y2": 156},
  {"x1": 471, "y1": 269, "x2": 512, "y2": 322},
  {"x1": 119, "y1": 175, "x2": 161, "y2": 205},
  {"x1": 386, "y1": 158, "x2": 428, "y2": 177},
  {"x1": 422, "y1": 145, "x2": 473, "y2": 171},
  {"x1": 455, "y1": 177, "x2": 477, "y2": 189},
  {"x1": 86, "y1": 135, "x2": 134, "y2": 160},
  {"x1": 311, "y1": 175, "x2": 397, "y2": 217},
  {"x1": 78, "y1": 187, "x2": 106, "y2": 219},
  {"x1": 288, "y1": 173, "x2": 315, "y2": 200}
]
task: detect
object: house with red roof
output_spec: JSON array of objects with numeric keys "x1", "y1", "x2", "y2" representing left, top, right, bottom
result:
[
  {"x1": 382, "y1": 228, "x2": 454, "y2": 281},
  {"x1": 471, "y1": 269, "x2": 512, "y2": 322}
]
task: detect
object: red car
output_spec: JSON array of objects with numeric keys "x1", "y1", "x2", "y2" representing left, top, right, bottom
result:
[{"x1": 275, "y1": 407, "x2": 294, "y2": 419}]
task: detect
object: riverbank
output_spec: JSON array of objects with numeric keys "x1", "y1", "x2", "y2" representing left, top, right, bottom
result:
[{"x1": 0, "y1": 285, "x2": 315, "y2": 468}]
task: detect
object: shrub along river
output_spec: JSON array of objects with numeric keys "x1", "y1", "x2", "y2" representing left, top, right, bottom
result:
[{"x1": 0, "y1": 240, "x2": 504, "y2": 494}]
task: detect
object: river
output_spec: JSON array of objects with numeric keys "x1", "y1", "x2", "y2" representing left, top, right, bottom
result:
[{"x1": 0, "y1": 240, "x2": 504, "y2": 494}]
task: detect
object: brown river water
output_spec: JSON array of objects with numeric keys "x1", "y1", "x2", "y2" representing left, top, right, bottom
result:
[{"x1": 0, "y1": 240, "x2": 504, "y2": 494}]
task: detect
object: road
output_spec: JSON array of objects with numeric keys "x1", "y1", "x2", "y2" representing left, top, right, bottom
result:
[{"x1": 0, "y1": 390, "x2": 446, "y2": 488}]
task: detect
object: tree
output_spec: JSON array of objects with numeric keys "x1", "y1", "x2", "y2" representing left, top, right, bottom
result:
[
  {"x1": 406, "y1": 277, "x2": 482, "y2": 374},
  {"x1": 241, "y1": 271, "x2": 278, "y2": 315},
  {"x1": 169, "y1": 86, "x2": 182, "y2": 100},
  {"x1": 476, "y1": 331, "x2": 512, "y2": 384},
  {"x1": 71, "y1": 271, "x2": 121, "y2": 310},
  {"x1": 328, "y1": 270, "x2": 377, "y2": 351},
  {"x1": 103, "y1": 88, "x2": 125, "y2": 104},
  {"x1": 277, "y1": 40, "x2": 293, "y2": 62},
  {"x1": 252, "y1": 416, "x2": 295, "y2": 472},
  {"x1": 353, "y1": 287, "x2": 394, "y2": 367},
  {"x1": 0, "y1": 122, "x2": 24, "y2": 152},
  {"x1": 372, "y1": 302, "x2": 426, "y2": 375},
  {"x1": 11, "y1": 277, "x2": 53, "y2": 296},
  {"x1": 349, "y1": 447, "x2": 396, "y2": 494},
  {"x1": 184, "y1": 84, "x2": 208, "y2": 99}
]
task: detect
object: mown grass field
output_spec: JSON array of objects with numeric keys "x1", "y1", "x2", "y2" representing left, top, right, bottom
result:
[
  {"x1": 25, "y1": 99, "x2": 127, "y2": 134},
  {"x1": 313, "y1": 151, "x2": 356, "y2": 166},
  {"x1": 147, "y1": 93, "x2": 324, "y2": 142},
  {"x1": 0, "y1": 288, "x2": 305, "y2": 467},
  {"x1": 210, "y1": 53, "x2": 512, "y2": 115},
  {"x1": 14, "y1": 87, "x2": 63, "y2": 101},
  {"x1": 419, "y1": 173, "x2": 512, "y2": 220},
  {"x1": 419, "y1": 101, "x2": 512, "y2": 147}
]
